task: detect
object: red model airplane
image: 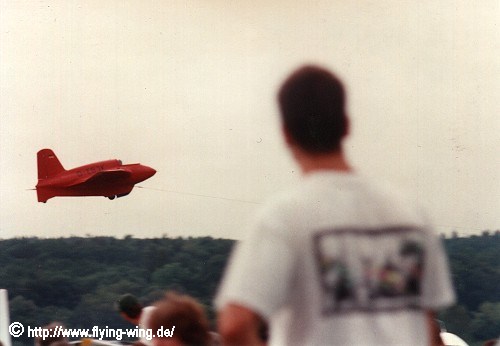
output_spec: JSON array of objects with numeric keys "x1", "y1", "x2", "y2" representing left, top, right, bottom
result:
[{"x1": 36, "y1": 149, "x2": 156, "y2": 203}]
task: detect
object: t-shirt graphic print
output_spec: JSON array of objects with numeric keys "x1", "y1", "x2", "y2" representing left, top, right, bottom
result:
[{"x1": 313, "y1": 226, "x2": 426, "y2": 315}]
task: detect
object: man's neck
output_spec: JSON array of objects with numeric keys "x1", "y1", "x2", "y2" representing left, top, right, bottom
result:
[{"x1": 293, "y1": 148, "x2": 352, "y2": 175}]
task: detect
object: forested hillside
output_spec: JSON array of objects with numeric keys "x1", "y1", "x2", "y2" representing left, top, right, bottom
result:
[
  {"x1": 1, "y1": 233, "x2": 498, "y2": 346},
  {"x1": 0, "y1": 236, "x2": 234, "y2": 346},
  {"x1": 438, "y1": 232, "x2": 500, "y2": 344}
]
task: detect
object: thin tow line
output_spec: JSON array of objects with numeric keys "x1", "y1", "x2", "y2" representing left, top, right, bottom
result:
[{"x1": 136, "y1": 186, "x2": 261, "y2": 205}]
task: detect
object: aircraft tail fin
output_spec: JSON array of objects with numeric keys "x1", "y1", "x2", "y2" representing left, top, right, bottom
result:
[
  {"x1": 37, "y1": 149, "x2": 65, "y2": 180},
  {"x1": 36, "y1": 187, "x2": 56, "y2": 203}
]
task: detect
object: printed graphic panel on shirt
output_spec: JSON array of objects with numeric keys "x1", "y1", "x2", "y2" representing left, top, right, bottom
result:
[{"x1": 313, "y1": 226, "x2": 426, "y2": 315}]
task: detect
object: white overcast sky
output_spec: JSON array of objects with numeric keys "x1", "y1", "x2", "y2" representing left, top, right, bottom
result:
[{"x1": 1, "y1": 1, "x2": 498, "y2": 240}]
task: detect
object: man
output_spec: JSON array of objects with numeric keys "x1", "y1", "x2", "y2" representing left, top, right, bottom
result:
[
  {"x1": 215, "y1": 65, "x2": 455, "y2": 346},
  {"x1": 34, "y1": 322, "x2": 70, "y2": 346},
  {"x1": 149, "y1": 291, "x2": 215, "y2": 346},
  {"x1": 117, "y1": 294, "x2": 156, "y2": 346}
]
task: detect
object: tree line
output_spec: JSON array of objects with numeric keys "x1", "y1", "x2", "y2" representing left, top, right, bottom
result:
[
  {"x1": 438, "y1": 232, "x2": 500, "y2": 345},
  {"x1": 0, "y1": 232, "x2": 498, "y2": 346}
]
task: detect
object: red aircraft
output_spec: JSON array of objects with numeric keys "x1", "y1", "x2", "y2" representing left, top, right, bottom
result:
[{"x1": 36, "y1": 149, "x2": 156, "y2": 203}]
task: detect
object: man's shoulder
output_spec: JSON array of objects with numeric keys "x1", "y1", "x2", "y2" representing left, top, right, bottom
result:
[
  {"x1": 255, "y1": 185, "x2": 300, "y2": 218},
  {"x1": 142, "y1": 305, "x2": 157, "y2": 318},
  {"x1": 140, "y1": 306, "x2": 157, "y2": 328}
]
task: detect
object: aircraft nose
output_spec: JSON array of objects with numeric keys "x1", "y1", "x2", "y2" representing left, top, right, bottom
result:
[
  {"x1": 136, "y1": 165, "x2": 156, "y2": 182},
  {"x1": 143, "y1": 166, "x2": 156, "y2": 178}
]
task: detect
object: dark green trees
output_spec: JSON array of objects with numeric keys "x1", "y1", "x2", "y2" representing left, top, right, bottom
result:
[{"x1": 0, "y1": 232, "x2": 498, "y2": 346}]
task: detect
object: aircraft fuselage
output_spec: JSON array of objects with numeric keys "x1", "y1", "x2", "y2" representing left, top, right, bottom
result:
[{"x1": 36, "y1": 149, "x2": 156, "y2": 203}]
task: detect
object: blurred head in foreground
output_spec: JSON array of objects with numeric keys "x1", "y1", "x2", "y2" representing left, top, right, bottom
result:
[
  {"x1": 34, "y1": 322, "x2": 70, "y2": 346},
  {"x1": 150, "y1": 292, "x2": 212, "y2": 346},
  {"x1": 278, "y1": 65, "x2": 348, "y2": 155}
]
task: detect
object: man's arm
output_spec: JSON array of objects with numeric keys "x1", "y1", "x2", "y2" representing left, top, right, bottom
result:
[
  {"x1": 218, "y1": 303, "x2": 267, "y2": 346},
  {"x1": 427, "y1": 310, "x2": 444, "y2": 346}
]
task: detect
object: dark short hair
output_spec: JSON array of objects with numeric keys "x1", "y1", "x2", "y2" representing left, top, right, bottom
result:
[
  {"x1": 149, "y1": 292, "x2": 211, "y2": 346},
  {"x1": 117, "y1": 294, "x2": 143, "y2": 318},
  {"x1": 278, "y1": 65, "x2": 348, "y2": 153}
]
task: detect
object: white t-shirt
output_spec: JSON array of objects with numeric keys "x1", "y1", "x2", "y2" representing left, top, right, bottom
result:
[
  {"x1": 139, "y1": 306, "x2": 156, "y2": 346},
  {"x1": 215, "y1": 171, "x2": 455, "y2": 346}
]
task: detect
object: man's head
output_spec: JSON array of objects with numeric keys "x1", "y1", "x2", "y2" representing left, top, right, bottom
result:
[
  {"x1": 117, "y1": 294, "x2": 143, "y2": 322},
  {"x1": 150, "y1": 292, "x2": 211, "y2": 346},
  {"x1": 278, "y1": 65, "x2": 348, "y2": 154},
  {"x1": 34, "y1": 322, "x2": 69, "y2": 346}
]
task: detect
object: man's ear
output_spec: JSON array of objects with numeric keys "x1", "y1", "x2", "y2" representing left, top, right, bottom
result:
[
  {"x1": 282, "y1": 125, "x2": 294, "y2": 146},
  {"x1": 343, "y1": 116, "x2": 350, "y2": 138}
]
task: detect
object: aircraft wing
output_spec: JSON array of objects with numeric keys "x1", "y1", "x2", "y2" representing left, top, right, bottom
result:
[{"x1": 66, "y1": 169, "x2": 131, "y2": 187}]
